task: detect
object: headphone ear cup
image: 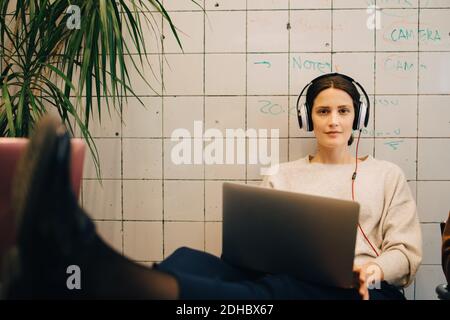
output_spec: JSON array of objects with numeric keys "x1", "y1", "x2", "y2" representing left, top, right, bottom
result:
[
  {"x1": 356, "y1": 101, "x2": 368, "y2": 130},
  {"x1": 364, "y1": 100, "x2": 370, "y2": 127},
  {"x1": 299, "y1": 103, "x2": 311, "y2": 131},
  {"x1": 297, "y1": 103, "x2": 303, "y2": 130}
]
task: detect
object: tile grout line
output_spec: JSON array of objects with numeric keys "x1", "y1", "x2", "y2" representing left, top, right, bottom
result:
[
  {"x1": 161, "y1": 9, "x2": 166, "y2": 261},
  {"x1": 414, "y1": 2, "x2": 421, "y2": 301},
  {"x1": 120, "y1": 11, "x2": 125, "y2": 257},
  {"x1": 373, "y1": 0, "x2": 377, "y2": 159},
  {"x1": 287, "y1": 0, "x2": 291, "y2": 161},
  {"x1": 203, "y1": 0, "x2": 207, "y2": 253},
  {"x1": 245, "y1": 0, "x2": 249, "y2": 184}
]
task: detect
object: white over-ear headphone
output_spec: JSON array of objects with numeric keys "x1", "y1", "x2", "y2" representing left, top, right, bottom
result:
[{"x1": 296, "y1": 73, "x2": 370, "y2": 132}]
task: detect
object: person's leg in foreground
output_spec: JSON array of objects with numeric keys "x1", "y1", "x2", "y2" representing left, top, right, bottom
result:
[{"x1": 1, "y1": 116, "x2": 178, "y2": 299}]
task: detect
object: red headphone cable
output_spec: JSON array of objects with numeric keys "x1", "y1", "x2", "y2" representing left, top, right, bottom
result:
[{"x1": 352, "y1": 129, "x2": 380, "y2": 257}]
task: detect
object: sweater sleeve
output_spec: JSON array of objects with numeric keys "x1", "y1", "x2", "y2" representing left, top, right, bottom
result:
[
  {"x1": 373, "y1": 165, "x2": 423, "y2": 287},
  {"x1": 443, "y1": 212, "x2": 450, "y2": 284}
]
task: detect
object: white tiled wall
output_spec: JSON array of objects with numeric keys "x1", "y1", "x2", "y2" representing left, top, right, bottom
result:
[
  {"x1": 333, "y1": 53, "x2": 375, "y2": 94},
  {"x1": 376, "y1": 9, "x2": 418, "y2": 52},
  {"x1": 205, "y1": 96, "x2": 246, "y2": 131},
  {"x1": 164, "y1": 181, "x2": 204, "y2": 221},
  {"x1": 84, "y1": 139, "x2": 122, "y2": 179},
  {"x1": 162, "y1": 11, "x2": 204, "y2": 54},
  {"x1": 96, "y1": 221, "x2": 123, "y2": 255},
  {"x1": 247, "y1": 10, "x2": 289, "y2": 52},
  {"x1": 122, "y1": 97, "x2": 162, "y2": 138},
  {"x1": 205, "y1": 54, "x2": 246, "y2": 95},
  {"x1": 247, "y1": 53, "x2": 289, "y2": 95},
  {"x1": 205, "y1": 222, "x2": 222, "y2": 257},
  {"x1": 419, "y1": 52, "x2": 450, "y2": 94},
  {"x1": 124, "y1": 221, "x2": 164, "y2": 261},
  {"x1": 123, "y1": 139, "x2": 163, "y2": 179},
  {"x1": 80, "y1": 1, "x2": 450, "y2": 300},
  {"x1": 164, "y1": 222, "x2": 205, "y2": 257},
  {"x1": 290, "y1": 10, "x2": 331, "y2": 52},
  {"x1": 376, "y1": 52, "x2": 419, "y2": 95},
  {"x1": 83, "y1": 180, "x2": 122, "y2": 220},
  {"x1": 162, "y1": 54, "x2": 203, "y2": 95},
  {"x1": 123, "y1": 180, "x2": 163, "y2": 220},
  {"x1": 205, "y1": 11, "x2": 246, "y2": 52},
  {"x1": 333, "y1": 10, "x2": 375, "y2": 52}
]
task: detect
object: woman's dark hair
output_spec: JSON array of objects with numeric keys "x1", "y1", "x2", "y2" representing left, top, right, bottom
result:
[{"x1": 305, "y1": 74, "x2": 360, "y2": 146}]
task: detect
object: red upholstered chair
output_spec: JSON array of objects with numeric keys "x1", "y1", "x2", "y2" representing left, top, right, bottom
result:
[{"x1": 0, "y1": 137, "x2": 86, "y2": 272}]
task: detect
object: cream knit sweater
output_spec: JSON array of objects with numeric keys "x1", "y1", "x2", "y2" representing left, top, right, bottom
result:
[{"x1": 260, "y1": 154, "x2": 423, "y2": 287}]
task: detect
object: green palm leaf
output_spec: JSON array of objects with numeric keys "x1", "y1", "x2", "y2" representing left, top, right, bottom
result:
[{"x1": 0, "y1": 0, "x2": 201, "y2": 178}]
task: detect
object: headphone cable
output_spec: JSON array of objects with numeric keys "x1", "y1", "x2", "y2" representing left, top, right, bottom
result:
[{"x1": 352, "y1": 129, "x2": 380, "y2": 257}]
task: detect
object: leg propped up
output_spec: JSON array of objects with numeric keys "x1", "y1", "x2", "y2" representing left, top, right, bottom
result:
[{"x1": 2, "y1": 115, "x2": 179, "y2": 300}]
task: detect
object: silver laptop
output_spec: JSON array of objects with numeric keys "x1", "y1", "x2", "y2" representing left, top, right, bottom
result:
[{"x1": 221, "y1": 182, "x2": 360, "y2": 289}]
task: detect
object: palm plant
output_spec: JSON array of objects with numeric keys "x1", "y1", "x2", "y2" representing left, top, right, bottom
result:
[{"x1": 0, "y1": 0, "x2": 199, "y2": 175}]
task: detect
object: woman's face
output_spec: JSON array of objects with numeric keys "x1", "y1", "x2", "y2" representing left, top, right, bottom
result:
[{"x1": 311, "y1": 87, "x2": 355, "y2": 149}]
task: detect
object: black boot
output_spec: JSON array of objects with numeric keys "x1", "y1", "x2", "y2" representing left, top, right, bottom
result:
[
  {"x1": 2, "y1": 116, "x2": 99, "y2": 298},
  {"x1": 2, "y1": 116, "x2": 179, "y2": 299}
]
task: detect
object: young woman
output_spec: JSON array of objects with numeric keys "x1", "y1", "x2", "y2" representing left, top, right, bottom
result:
[
  {"x1": 2, "y1": 74, "x2": 422, "y2": 300},
  {"x1": 259, "y1": 73, "x2": 422, "y2": 298}
]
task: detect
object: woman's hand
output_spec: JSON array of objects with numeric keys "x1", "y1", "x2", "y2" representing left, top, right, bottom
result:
[{"x1": 353, "y1": 262, "x2": 384, "y2": 300}]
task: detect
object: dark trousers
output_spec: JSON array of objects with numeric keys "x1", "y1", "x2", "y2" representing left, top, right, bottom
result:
[{"x1": 154, "y1": 247, "x2": 406, "y2": 300}]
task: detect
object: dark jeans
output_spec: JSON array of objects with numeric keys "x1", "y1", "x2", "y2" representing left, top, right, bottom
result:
[{"x1": 154, "y1": 247, "x2": 406, "y2": 300}]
